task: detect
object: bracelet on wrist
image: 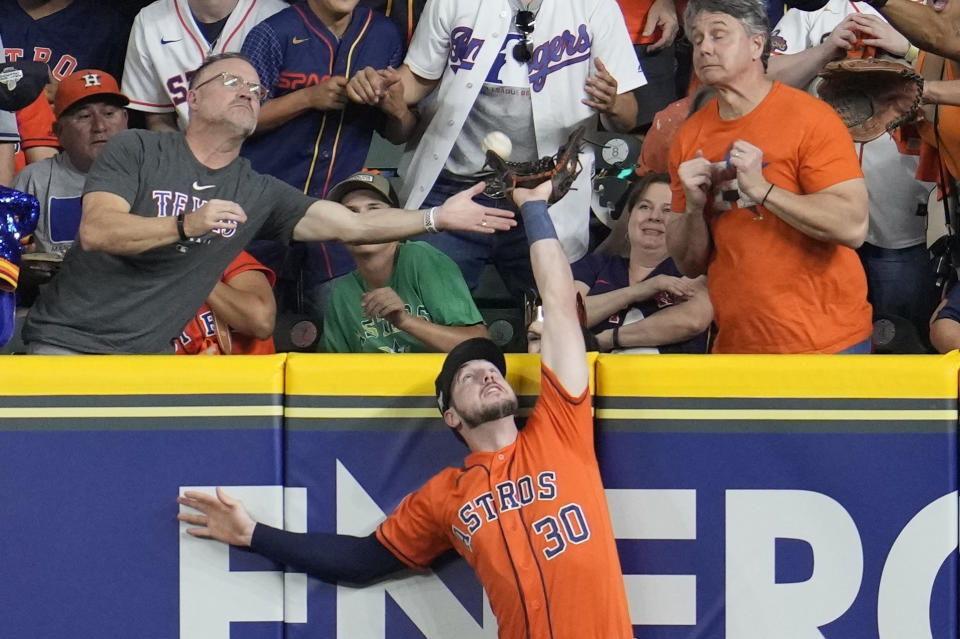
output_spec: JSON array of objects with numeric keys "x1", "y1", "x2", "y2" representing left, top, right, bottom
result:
[
  {"x1": 904, "y1": 44, "x2": 919, "y2": 64},
  {"x1": 612, "y1": 325, "x2": 622, "y2": 350},
  {"x1": 423, "y1": 207, "x2": 440, "y2": 234},
  {"x1": 177, "y1": 213, "x2": 189, "y2": 241},
  {"x1": 867, "y1": 0, "x2": 888, "y2": 7},
  {"x1": 760, "y1": 183, "x2": 775, "y2": 208}
]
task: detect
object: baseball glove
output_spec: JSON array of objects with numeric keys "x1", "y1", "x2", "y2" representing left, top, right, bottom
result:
[
  {"x1": 480, "y1": 126, "x2": 585, "y2": 204},
  {"x1": 817, "y1": 57, "x2": 923, "y2": 143}
]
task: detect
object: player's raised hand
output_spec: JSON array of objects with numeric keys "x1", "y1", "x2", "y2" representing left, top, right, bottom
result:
[
  {"x1": 436, "y1": 182, "x2": 517, "y2": 234},
  {"x1": 177, "y1": 487, "x2": 257, "y2": 547},
  {"x1": 182, "y1": 199, "x2": 247, "y2": 239},
  {"x1": 307, "y1": 75, "x2": 348, "y2": 111},
  {"x1": 346, "y1": 66, "x2": 390, "y2": 105},
  {"x1": 512, "y1": 178, "x2": 553, "y2": 208}
]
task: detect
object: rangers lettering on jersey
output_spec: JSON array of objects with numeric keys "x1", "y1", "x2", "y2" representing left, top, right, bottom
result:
[
  {"x1": 448, "y1": 24, "x2": 592, "y2": 91},
  {"x1": 528, "y1": 24, "x2": 591, "y2": 92},
  {"x1": 151, "y1": 189, "x2": 237, "y2": 237},
  {"x1": 450, "y1": 27, "x2": 484, "y2": 73}
]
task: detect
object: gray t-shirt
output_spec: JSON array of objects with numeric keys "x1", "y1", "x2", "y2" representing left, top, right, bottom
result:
[
  {"x1": 23, "y1": 129, "x2": 314, "y2": 353},
  {"x1": 13, "y1": 152, "x2": 86, "y2": 256}
]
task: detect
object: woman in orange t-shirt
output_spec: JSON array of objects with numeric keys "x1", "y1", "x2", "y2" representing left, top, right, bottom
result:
[{"x1": 666, "y1": 0, "x2": 872, "y2": 353}]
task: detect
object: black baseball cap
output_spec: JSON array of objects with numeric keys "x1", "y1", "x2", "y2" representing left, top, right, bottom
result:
[
  {"x1": 435, "y1": 337, "x2": 506, "y2": 415},
  {"x1": 327, "y1": 171, "x2": 400, "y2": 207},
  {"x1": 0, "y1": 61, "x2": 48, "y2": 112}
]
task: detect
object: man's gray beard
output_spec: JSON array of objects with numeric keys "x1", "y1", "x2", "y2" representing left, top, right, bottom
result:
[{"x1": 460, "y1": 397, "x2": 519, "y2": 429}]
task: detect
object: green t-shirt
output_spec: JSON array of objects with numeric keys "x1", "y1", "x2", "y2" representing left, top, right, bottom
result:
[{"x1": 322, "y1": 241, "x2": 484, "y2": 353}]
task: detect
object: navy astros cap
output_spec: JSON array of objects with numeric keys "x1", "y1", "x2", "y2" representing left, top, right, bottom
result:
[
  {"x1": 0, "y1": 61, "x2": 48, "y2": 112},
  {"x1": 435, "y1": 337, "x2": 506, "y2": 415}
]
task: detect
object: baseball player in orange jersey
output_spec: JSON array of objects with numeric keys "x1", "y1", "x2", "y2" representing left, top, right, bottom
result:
[{"x1": 177, "y1": 178, "x2": 633, "y2": 639}]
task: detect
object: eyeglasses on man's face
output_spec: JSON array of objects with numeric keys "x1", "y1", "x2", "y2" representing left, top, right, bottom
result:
[
  {"x1": 194, "y1": 72, "x2": 267, "y2": 104},
  {"x1": 512, "y1": 10, "x2": 535, "y2": 63}
]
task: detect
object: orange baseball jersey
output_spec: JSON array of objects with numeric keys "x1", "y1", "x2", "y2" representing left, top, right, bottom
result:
[
  {"x1": 377, "y1": 365, "x2": 632, "y2": 639},
  {"x1": 174, "y1": 250, "x2": 276, "y2": 355}
]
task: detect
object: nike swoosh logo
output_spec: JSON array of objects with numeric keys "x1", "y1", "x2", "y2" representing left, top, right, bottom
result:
[
  {"x1": 192, "y1": 181, "x2": 216, "y2": 190},
  {"x1": 160, "y1": 37, "x2": 182, "y2": 45},
  {"x1": 292, "y1": 37, "x2": 309, "y2": 45}
]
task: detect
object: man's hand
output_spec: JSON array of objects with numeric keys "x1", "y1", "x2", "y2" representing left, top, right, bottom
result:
[
  {"x1": 726, "y1": 139, "x2": 767, "y2": 201},
  {"x1": 583, "y1": 58, "x2": 619, "y2": 113},
  {"x1": 644, "y1": 0, "x2": 680, "y2": 52},
  {"x1": 677, "y1": 150, "x2": 714, "y2": 213},
  {"x1": 182, "y1": 199, "x2": 247, "y2": 239},
  {"x1": 177, "y1": 487, "x2": 257, "y2": 547},
  {"x1": 306, "y1": 76, "x2": 348, "y2": 111},
  {"x1": 512, "y1": 179, "x2": 553, "y2": 208},
  {"x1": 376, "y1": 67, "x2": 409, "y2": 118},
  {"x1": 362, "y1": 286, "x2": 407, "y2": 325},
  {"x1": 848, "y1": 13, "x2": 910, "y2": 57},
  {"x1": 825, "y1": 15, "x2": 861, "y2": 57},
  {"x1": 436, "y1": 182, "x2": 517, "y2": 233},
  {"x1": 346, "y1": 66, "x2": 391, "y2": 106}
]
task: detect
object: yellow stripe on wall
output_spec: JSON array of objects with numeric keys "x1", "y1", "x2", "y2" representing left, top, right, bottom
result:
[
  {"x1": 285, "y1": 353, "x2": 597, "y2": 397},
  {"x1": 0, "y1": 405, "x2": 284, "y2": 419},
  {"x1": 597, "y1": 353, "x2": 960, "y2": 399},
  {"x1": 5, "y1": 354, "x2": 287, "y2": 396},
  {"x1": 596, "y1": 408, "x2": 958, "y2": 422}
]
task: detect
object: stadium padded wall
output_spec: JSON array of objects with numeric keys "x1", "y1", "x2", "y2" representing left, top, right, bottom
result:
[{"x1": 0, "y1": 352, "x2": 956, "y2": 639}]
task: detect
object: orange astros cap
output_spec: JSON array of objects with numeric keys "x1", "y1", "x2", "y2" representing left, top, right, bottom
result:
[{"x1": 54, "y1": 69, "x2": 129, "y2": 117}]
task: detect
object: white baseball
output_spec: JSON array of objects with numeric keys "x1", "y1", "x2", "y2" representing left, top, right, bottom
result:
[{"x1": 482, "y1": 131, "x2": 513, "y2": 160}]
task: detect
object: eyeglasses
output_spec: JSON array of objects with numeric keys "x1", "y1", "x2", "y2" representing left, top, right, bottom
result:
[
  {"x1": 512, "y1": 10, "x2": 535, "y2": 64},
  {"x1": 193, "y1": 72, "x2": 267, "y2": 104}
]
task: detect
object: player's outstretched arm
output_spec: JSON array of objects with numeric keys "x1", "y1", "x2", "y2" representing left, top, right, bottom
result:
[
  {"x1": 512, "y1": 182, "x2": 587, "y2": 397},
  {"x1": 292, "y1": 181, "x2": 516, "y2": 243},
  {"x1": 178, "y1": 489, "x2": 404, "y2": 584}
]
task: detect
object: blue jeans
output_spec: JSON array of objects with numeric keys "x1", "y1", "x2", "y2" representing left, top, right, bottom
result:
[
  {"x1": 857, "y1": 242, "x2": 938, "y2": 335},
  {"x1": 418, "y1": 172, "x2": 535, "y2": 299},
  {"x1": 837, "y1": 337, "x2": 873, "y2": 354}
]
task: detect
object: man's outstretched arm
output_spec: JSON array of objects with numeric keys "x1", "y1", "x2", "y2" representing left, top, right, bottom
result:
[
  {"x1": 512, "y1": 182, "x2": 587, "y2": 397},
  {"x1": 178, "y1": 488, "x2": 404, "y2": 585}
]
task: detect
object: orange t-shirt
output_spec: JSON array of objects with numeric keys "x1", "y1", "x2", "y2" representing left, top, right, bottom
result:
[
  {"x1": 617, "y1": 0, "x2": 654, "y2": 44},
  {"x1": 174, "y1": 251, "x2": 276, "y2": 355},
  {"x1": 669, "y1": 82, "x2": 872, "y2": 353},
  {"x1": 915, "y1": 53, "x2": 960, "y2": 190},
  {"x1": 377, "y1": 366, "x2": 631, "y2": 639}
]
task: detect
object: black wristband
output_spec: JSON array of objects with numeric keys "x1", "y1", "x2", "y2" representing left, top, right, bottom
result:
[
  {"x1": 612, "y1": 325, "x2": 622, "y2": 350},
  {"x1": 760, "y1": 183, "x2": 775, "y2": 208},
  {"x1": 867, "y1": 0, "x2": 888, "y2": 7},
  {"x1": 177, "y1": 214, "x2": 189, "y2": 241}
]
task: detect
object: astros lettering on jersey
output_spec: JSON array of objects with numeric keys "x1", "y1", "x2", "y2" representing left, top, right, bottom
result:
[{"x1": 377, "y1": 366, "x2": 633, "y2": 639}]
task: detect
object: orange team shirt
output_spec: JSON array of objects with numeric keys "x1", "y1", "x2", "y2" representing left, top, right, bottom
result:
[
  {"x1": 14, "y1": 93, "x2": 58, "y2": 173},
  {"x1": 377, "y1": 365, "x2": 631, "y2": 639},
  {"x1": 174, "y1": 251, "x2": 276, "y2": 355},
  {"x1": 617, "y1": 0, "x2": 654, "y2": 44},
  {"x1": 915, "y1": 53, "x2": 960, "y2": 190},
  {"x1": 669, "y1": 81, "x2": 872, "y2": 354}
]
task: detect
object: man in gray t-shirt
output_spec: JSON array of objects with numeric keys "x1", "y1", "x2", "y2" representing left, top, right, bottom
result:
[{"x1": 23, "y1": 53, "x2": 514, "y2": 354}]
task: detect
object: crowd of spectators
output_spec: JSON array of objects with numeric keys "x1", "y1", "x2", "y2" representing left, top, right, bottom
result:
[{"x1": 2, "y1": 0, "x2": 960, "y2": 355}]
